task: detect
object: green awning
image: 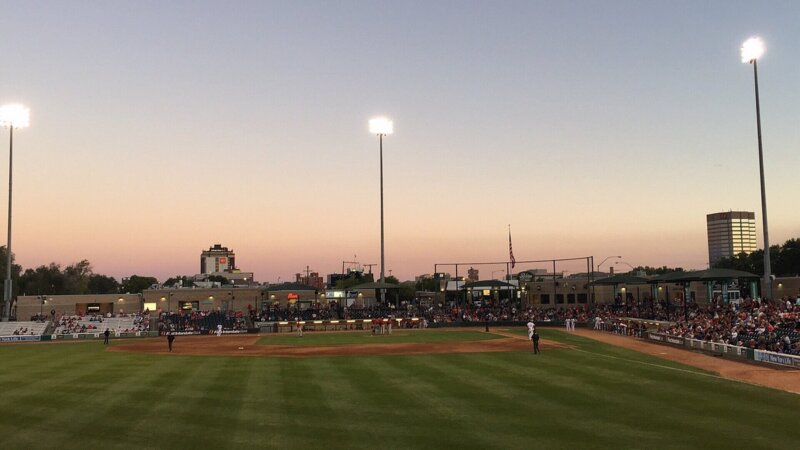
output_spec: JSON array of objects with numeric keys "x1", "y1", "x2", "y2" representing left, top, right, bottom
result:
[
  {"x1": 461, "y1": 280, "x2": 516, "y2": 289},
  {"x1": 590, "y1": 274, "x2": 650, "y2": 286}
]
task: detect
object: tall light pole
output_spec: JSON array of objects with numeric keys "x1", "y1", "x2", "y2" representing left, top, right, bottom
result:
[
  {"x1": 0, "y1": 104, "x2": 30, "y2": 322},
  {"x1": 369, "y1": 117, "x2": 393, "y2": 305},
  {"x1": 741, "y1": 37, "x2": 772, "y2": 299}
]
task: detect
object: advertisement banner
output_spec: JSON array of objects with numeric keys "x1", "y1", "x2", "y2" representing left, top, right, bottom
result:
[
  {"x1": 645, "y1": 332, "x2": 684, "y2": 347},
  {"x1": 753, "y1": 350, "x2": 800, "y2": 368},
  {"x1": 0, "y1": 335, "x2": 42, "y2": 342}
]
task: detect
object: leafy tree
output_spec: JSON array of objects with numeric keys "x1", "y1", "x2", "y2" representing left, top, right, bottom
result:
[
  {"x1": 774, "y1": 239, "x2": 800, "y2": 276},
  {"x1": 384, "y1": 275, "x2": 399, "y2": 285},
  {"x1": 63, "y1": 260, "x2": 93, "y2": 294},
  {"x1": 415, "y1": 277, "x2": 437, "y2": 292},
  {"x1": 335, "y1": 272, "x2": 374, "y2": 289},
  {"x1": 631, "y1": 266, "x2": 685, "y2": 275},
  {"x1": 398, "y1": 281, "x2": 416, "y2": 302},
  {"x1": 711, "y1": 238, "x2": 800, "y2": 276},
  {"x1": 88, "y1": 274, "x2": 119, "y2": 294},
  {"x1": 18, "y1": 263, "x2": 65, "y2": 296},
  {"x1": 120, "y1": 275, "x2": 158, "y2": 294},
  {"x1": 163, "y1": 275, "x2": 192, "y2": 288},
  {"x1": 206, "y1": 275, "x2": 228, "y2": 284}
]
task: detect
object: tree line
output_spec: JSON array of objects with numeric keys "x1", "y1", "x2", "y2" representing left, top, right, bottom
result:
[
  {"x1": 0, "y1": 247, "x2": 157, "y2": 296},
  {"x1": 714, "y1": 238, "x2": 800, "y2": 276}
]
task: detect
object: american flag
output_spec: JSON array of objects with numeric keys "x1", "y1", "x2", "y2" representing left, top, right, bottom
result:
[{"x1": 508, "y1": 227, "x2": 516, "y2": 268}]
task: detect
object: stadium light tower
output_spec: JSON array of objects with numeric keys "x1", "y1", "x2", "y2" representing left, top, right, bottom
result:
[
  {"x1": 0, "y1": 104, "x2": 30, "y2": 321},
  {"x1": 741, "y1": 37, "x2": 772, "y2": 299},
  {"x1": 369, "y1": 117, "x2": 393, "y2": 305}
]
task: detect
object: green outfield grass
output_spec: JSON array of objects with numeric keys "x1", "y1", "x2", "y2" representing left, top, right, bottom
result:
[
  {"x1": 257, "y1": 329, "x2": 501, "y2": 346},
  {"x1": 1, "y1": 329, "x2": 798, "y2": 449}
]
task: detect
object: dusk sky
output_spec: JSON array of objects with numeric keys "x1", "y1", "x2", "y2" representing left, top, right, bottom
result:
[{"x1": 1, "y1": 1, "x2": 798, "y2": 283}]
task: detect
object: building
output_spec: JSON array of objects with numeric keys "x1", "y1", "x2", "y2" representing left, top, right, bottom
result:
[
  {"x1": 467, "y1": 267, "x2": 479, "y2": 281},
  {"x1": 197, "y1": 244, "x2": 254, "y2": 285},
  {"x1": 707, "y1": 211, "x2": 757, "y2": 265},
  {"x1": 296, "y1": 269, "x2": 324, "y2": 290},
  {"x1": 200, "y1": 244, "x2": 236, "y2": 274}
]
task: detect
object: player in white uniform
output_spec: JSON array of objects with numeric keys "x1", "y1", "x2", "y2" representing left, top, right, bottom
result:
[
  {"x1": 526, "y1": 321, "x2": 536, "y2": 352},
  {"x1": 216, "y1": 323, "x2": 223, "y2": 337}
]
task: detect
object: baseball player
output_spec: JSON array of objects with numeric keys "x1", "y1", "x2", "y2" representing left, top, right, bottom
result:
[
  {"x1": 216, "y1": 323, "x2": 223, "y2": 337},
  {"x1": 526, "y1": 321, "x2": 535, "y2": 351}
]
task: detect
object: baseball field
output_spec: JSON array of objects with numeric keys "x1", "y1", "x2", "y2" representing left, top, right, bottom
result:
[{"x1": 1, "y1": 328, "x2": 798, "y2": 449}]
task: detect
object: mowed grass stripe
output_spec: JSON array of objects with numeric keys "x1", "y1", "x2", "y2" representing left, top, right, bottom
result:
[
  {"x1": 538, "y1": 330, "x2": 800, "y2": 448},
  {"x1": 1, "y1": 330, "x2": 799, "y2": 449},
  {"x1": 342, "y1": 355, "x2": 498, "y2": 449}
]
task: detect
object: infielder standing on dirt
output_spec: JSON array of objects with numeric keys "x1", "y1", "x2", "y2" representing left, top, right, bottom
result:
[{"x1": 526, "y1": 321, "x2": 535, "y2": 352}]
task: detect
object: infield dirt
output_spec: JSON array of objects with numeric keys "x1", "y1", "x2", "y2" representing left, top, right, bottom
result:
[
  {"x1": 572, "y1": 329, "x2": 800, "y2": 395},
  {"x1": 108, "y1": 330, "x2": 569, "y2": 358}
]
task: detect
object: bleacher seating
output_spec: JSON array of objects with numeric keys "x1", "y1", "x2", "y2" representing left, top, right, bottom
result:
[
  {"x1": 0, "y1": 321, "x2": 50, "y2": 336},
  {"x1": 54, "y1": 314, "x2": 149, "y2": 335}
]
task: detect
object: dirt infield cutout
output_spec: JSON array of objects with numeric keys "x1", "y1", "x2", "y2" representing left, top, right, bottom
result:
[{"x1": 108, "y1": 330, "x2": 570, "y2": 358}]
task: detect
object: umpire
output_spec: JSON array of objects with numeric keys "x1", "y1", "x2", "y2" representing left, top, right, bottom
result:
[{"x1": 532, "y1": 329, "x2": 540, "y2": 354}]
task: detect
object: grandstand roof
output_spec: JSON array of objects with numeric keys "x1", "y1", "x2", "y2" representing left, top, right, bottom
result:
[
  {"x1": 460, "y1": 280, "x2": 516, "y2": 289},
  {"x1": 267, "y1": 283, "x2": 319, "y2": 291},
  {"x1": 590, "y1": 274, "x2": 650, "y2": 285}
]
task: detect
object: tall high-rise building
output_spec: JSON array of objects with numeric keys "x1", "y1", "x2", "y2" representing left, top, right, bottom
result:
[
  {"x1": 200, "y1": 244, "x2": 236, "y2": 274},
  {"x1": 707, "y1": 211, "x2": 757, "y2": 265}
]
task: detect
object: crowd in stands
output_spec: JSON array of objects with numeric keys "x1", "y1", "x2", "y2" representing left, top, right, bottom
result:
[
  {"x1": 160, "y1": 309, "x2": 247, "y2": 333},
  {"x1": 253, "y1": 302, "x2": 340, "y2": 322},
  {"x1": 12, "y1": 326, "x2": 35, "y2": 335},
  {"x1": 652, "y1": 297, "x2": 800, "y2": 354},
  {"x1": 54, "y1": 311, "x2": 150, "y2": 335},
  {"x1": 247, "y1": 295, "x2": 800, "y2": 355},
  {"x1": 29, "y1": 313, "x2": 49, "y2": 323}
]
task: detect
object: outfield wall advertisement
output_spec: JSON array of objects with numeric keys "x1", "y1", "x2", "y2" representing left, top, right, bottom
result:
[
  {"x1": 753, "y1": 350, "x2": 800, "y2": 368},
  {"x1": 0, "y1": 335, "x2": 42, "y2": 342},
  {"x1": 645, "y1": 332, "x2": 685, "y2": 347},
  {"x1": 640, "y1": 332, "x2": 800, "y2": 367}
]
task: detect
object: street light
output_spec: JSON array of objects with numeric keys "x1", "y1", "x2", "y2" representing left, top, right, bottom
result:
[
  {"x1": 0, "y1": 104, "x2": 30, "y2": 322},
  {"x1": 741, "y1": 36, "x2": 772, "y2": 300},
  {"x1": 615, "y1": 261, "x2": 635, "y2": 272},
  {"x1": 596, "y1": 255, "x2": 622, "y2": 273},
  {"x1": 369, "y1": 117, "x2": 393, "y2": 305}
]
